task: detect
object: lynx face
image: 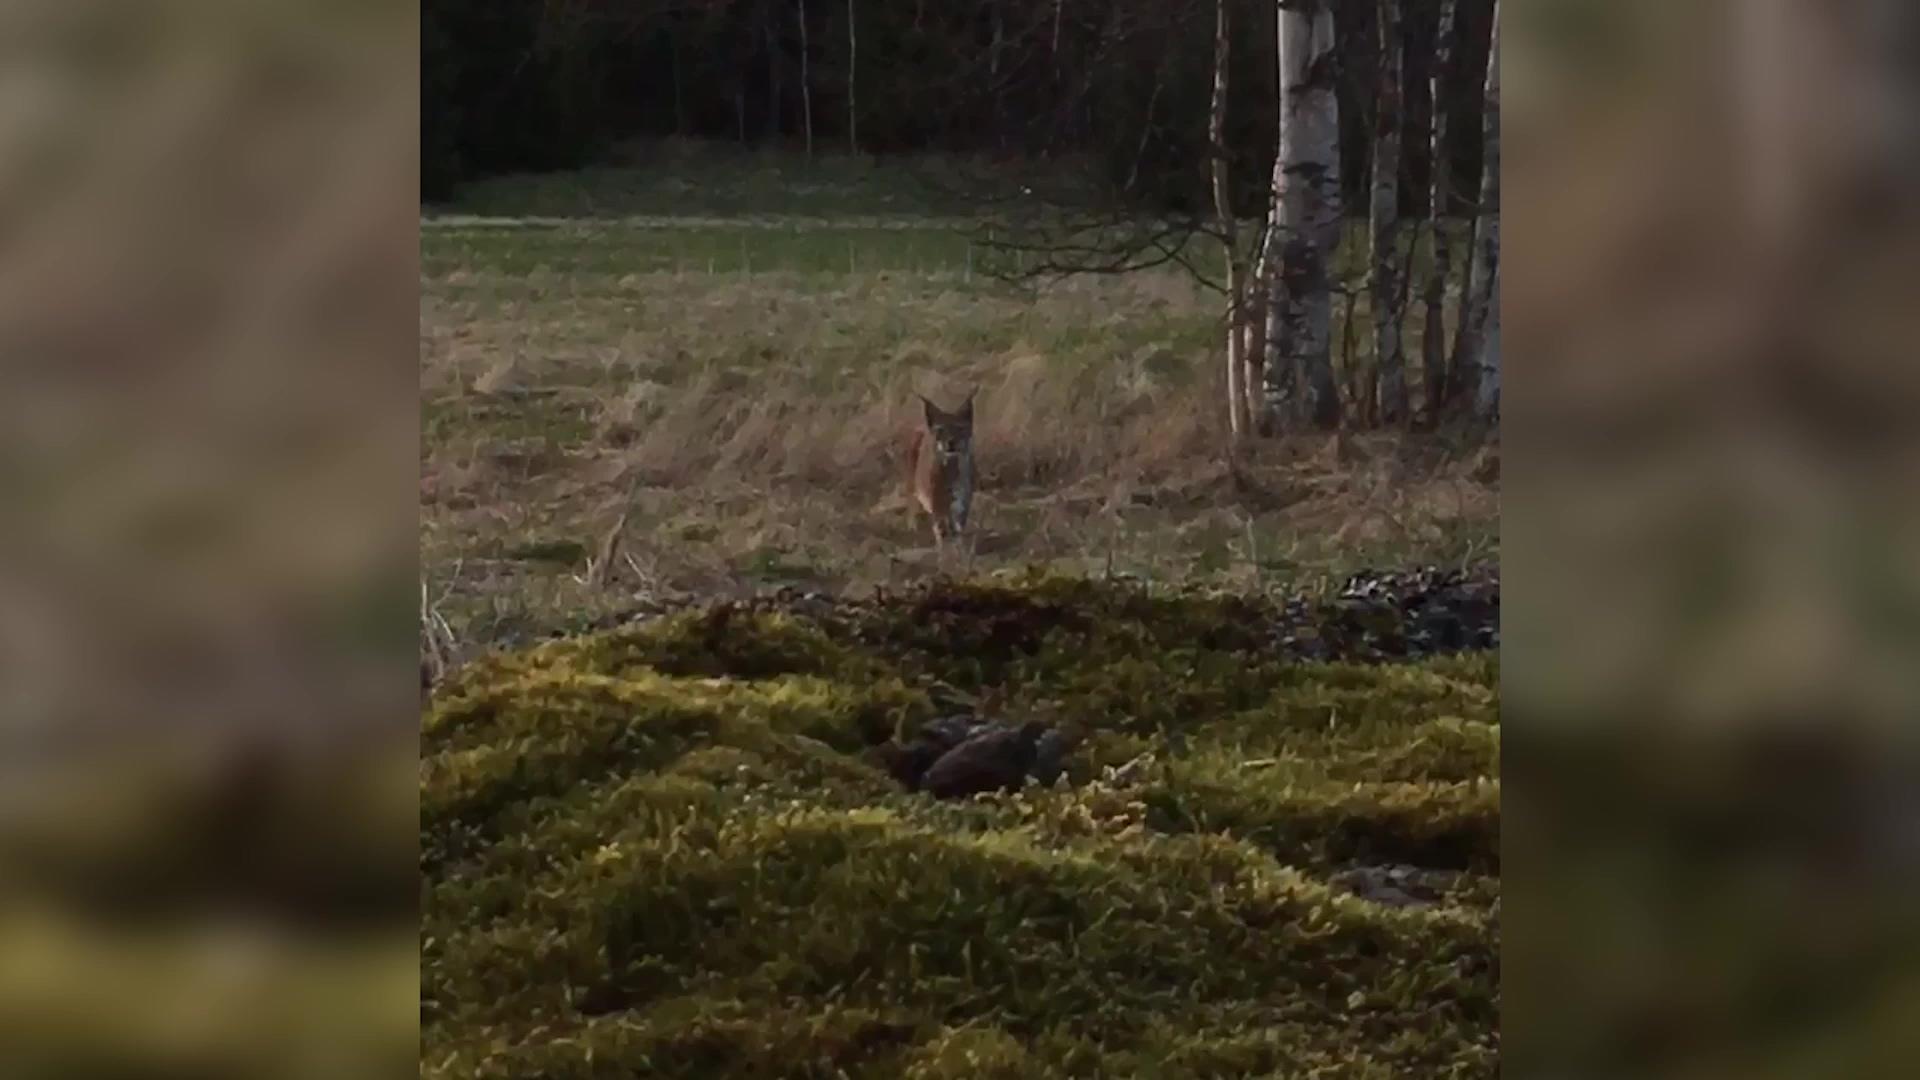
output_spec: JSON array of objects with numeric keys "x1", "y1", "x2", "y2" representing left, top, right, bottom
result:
[{"x1": 924, "y1": 397, "x2": 973, "y2": 462}]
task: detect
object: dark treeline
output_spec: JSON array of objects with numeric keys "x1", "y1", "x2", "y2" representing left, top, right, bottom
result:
[{"x1": 423, "y1": 0, "x2": 1495, "y2": 220}]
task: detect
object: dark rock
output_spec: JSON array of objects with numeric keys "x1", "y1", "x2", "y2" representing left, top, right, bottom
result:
[
  {"x1": 1270, "y1": 563, "x2": 1498, "y2": 664},
  {"x1": 1030, "y1": 726, "x2": 1085, "y2": 787},
  {"x1": 921, "y1": 714, "x2": 991, "y2": 750},
  {"x1": 1330, "y1": 863, "x2": 1462, "y2": 908},
  {"x1": 872, "y1": 740, "x2": 945, "y2": 792},
  {"x1": 922, "y1": 720, "x2": 1049, "y2": 799}
]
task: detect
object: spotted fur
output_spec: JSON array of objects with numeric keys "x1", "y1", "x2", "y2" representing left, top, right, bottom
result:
[{"x1": 907, "y1": 391, "x2": 974, "y2": 547}]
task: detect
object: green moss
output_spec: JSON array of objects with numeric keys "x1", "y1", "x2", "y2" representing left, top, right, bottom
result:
[
  {"x1": 505, "y1": 538, "x2": 589, "y2": 566},
  {"x1": 423, "y1": 578, "x2": 1499, "y2": 1077}
]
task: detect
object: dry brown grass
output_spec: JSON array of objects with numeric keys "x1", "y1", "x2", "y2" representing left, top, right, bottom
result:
[{"x1": 421, "y1": 235, "x2": 1497, "y2": 652}]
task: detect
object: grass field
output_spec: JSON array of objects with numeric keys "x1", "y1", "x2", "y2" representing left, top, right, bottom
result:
[
  {"x1": 420, "y1": 146, "x2": 1499, "y2": 1077},
  {"x1": 420, "y1": 148, "x2": 1496, "y2": 653}
]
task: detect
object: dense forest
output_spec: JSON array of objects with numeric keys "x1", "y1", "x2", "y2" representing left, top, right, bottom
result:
[{"x1": 423, "y1": 0, "x2": 1496, "y2": 222}]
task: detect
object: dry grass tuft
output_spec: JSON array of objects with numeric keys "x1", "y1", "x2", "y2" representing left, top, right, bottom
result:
[{"x1": 421, "y1": 227, "x2": 1497, "y2": 649}]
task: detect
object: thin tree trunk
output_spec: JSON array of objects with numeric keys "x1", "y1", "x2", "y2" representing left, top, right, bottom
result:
[
  {"x1": 1341, "y1": 282, "x2": 1360, "y2": 414},
  {"x1": 767, "y1": 11, "x2": 781, "y2": 141},
  {"x1": 1369, "y1": 0, "x2": 1409, "y2": 426},
  {"x1": 1209, "y1": 0, "x2": 1247, "y2": 442},
  {"x1": 1125, "y1": 60, "x2": 1167, "y2": 192},
  {"x1": 1451, "y1": 2, "x2": 1497, "y2": 405},
  {"x1": 1052, "y1": 0, "x2": 1064, "y2": 61},
  {"x1": 1473, "y1": 263, "x2": 1499, "y2": 421},
  {"x1": 1243, "y1": 268, "x2": 1268, "y2": 430},
  {"x1": 799, "y1": 0, "x2": 815, "y2": 158},
  {"x1": 1468, "y1": 5, "x2": 1500, "y2": 422},
  {"x1": 988, "y1": 1, "x2": 1006, "y2": 145},
  {"x1": 1451, "y1": 223, "x2": 1478, "y2": 375},
  {"x1": 1450, "y1": 221, "x2": 1479, "y2": 378},
  {"x1": 1263, "y1": 0, "x2": 1342, "y2": 432},
  {"x1": 1449, "y1": 4, "x2": 1495, "y2": 375},
  {"x1": 1420, "y1": 0, "x2": 1458, "y2": 422},
  {"x1": 1244, "y1": 205, "x2": 1272, "y2": 425},
  {"x1": 991, "y1": 2, "x2": 1004, "y2": 77},
  {"x1": 847, "y1": 0, "x2": 858, "y2": 153},
  {"x1": 1447, "y1": 100, "x2": 1479, "y2": 370},
  {"x1": 671, "y1": 30, "x2": 686, "y2": 135},
  {"x1": 1260, "y1": 171, "x2": 1292, "y2": 428}
]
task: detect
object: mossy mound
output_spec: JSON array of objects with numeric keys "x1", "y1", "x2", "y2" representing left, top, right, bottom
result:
[{"x1": 423, "y1": 577, "x2": 1500, "y2": 1078}]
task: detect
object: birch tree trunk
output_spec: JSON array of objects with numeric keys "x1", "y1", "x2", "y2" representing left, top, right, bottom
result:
[
  {"x1": 766, "y1": 12, "x2": 782, "y2": 141},
  {"x1": 1262, "y1": 0, "x2": 1342, "y2": 431},
  {"x1": 1473, "y1": 261, "x2": 1499, "y2": 421},
  {"x1": 798, "y1": 0, "x2": 815, "y2": 158},
  {"x1": 1449, "y1": 3, "x2": 1493, "y2": 373},
  {"x1": 1458, "y1": 3, "x2": 1500, "y2": 415},
  {"x1": 1368, "y1": 0, "x2": 1409, "y2": 426},
  {"x1": 1125, "y1": 61, "x2": 1168, "y2": 192},
  {"x1": 1340, "y1": 283, "x2": 1360, "y2": 409},
  {"x1": 1419, "y1": 0, "x2": 1458, "y2": 422},
  {"x1": 846, "y1": 0, "x2": 858, "y2": 154},
  {"x1": 990, "y1": 2, "x2": 1005, "y2": 82},
  {"x1": 1449, "y1": 217, "x2": 1480, "y2": 378},
  {"x1": 1210, "y1": 0, "x2": 1249, "y2": 442},
  {"x1": 1243, "y1": 209, "x2": 1271, "y2": 431}
]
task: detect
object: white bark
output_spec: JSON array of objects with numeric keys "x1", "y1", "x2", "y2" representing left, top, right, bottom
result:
[
  {"x1": 1243, "y1": 206, "x2": 1271, "y2": 427},
  {"x1": 1262, "y1": 0, "x2": 1342, "y2": 431},
  {"x1": 1210, "y1": 0, "x2": 1248, "y2": 441},
  {"x1": 1420, "y1": 0, "x2": 1458, "y2": 420},
  {"x1": 1459, "y1": 4, "x2": 1500, "y2": 414},
  {"x1": 1368, "y1": 0, "x2": 1408, "y2": 425},
  {"x1": 1450, "y1": 2, "x2": 1494, "y2": 371}
]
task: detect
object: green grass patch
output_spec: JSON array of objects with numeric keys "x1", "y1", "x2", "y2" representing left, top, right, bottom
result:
[
  {"x1": 435, "y1": 147, "x2": 982, "y2": 220},
  {"x1": 423, "y1": 222, "x2": 987, "y2": 279},
  {"x1": 423, "y1": 578, "x2": 1499, "y2": 1078}
]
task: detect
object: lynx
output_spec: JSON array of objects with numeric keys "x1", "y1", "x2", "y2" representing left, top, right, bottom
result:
[{"x1": 907, "y1": 391, "x2": 974, "y2": 548}]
